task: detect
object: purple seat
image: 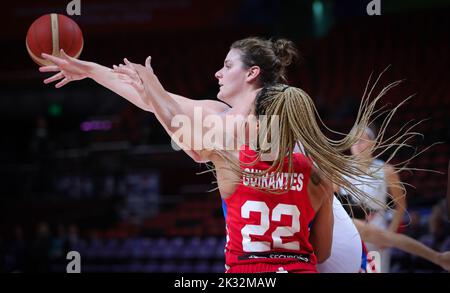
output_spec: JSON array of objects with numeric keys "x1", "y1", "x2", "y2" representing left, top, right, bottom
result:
[
  {"x1": 98, "y1": 239, "x2": 119, "y2": 259},
  {"x1": 180, "y1": 237, "x2": 202, "y2": 259},
  {"x1": 127, "y1": 262, "x2": 144, "y2": 272},
  {"x1": 215, "y1": 241, "x2": 225, "y2": 258},
  {"x1": 160, "y1": 261, "x2": 177, "y2": 273},
  {"x1": 69, "y1": 239, "x2": 88, "y2": 255},
  {"x1": 210, "y1": 261, "x2": 225, "y2": 273},
  {"x1": 84, "y1": 239, "x2": 104, "y2": 260},
  {"x1": 117, "y1": 239, "x2": 135, "y2": 259},
  {"x1": 111, "y1": 264, "x2": 127, "y2": 273},
  {"x1": 178, "y1": 261, "x2": 194, "y2": 273},
  {"x1": 131, "y1": 238, "x2": 153, "y2": 259},
  {"x1": 180, "y1": 246, "x2": 196, "y2": 259},
  {"x1": 140, "y1": 238, "x2": 154, "y2": 259},
  {"x1": 143, "y1": 262, "x2": 160, "y2": 273},
  {"x1": 193, "y1": 261, "x2": 210, "y2": 273},
  {"x1": 159, "y1": 237, "x2": 186, "y2": 259},
  {"x1": 149, "y1": 237, "x2": 168, "y2": 259},
  {"x1": 197, "y1": 237, "x2": 219, "y2": 259},
  {"x1": 82, "y1": 264, "x2": 96, "y2": 273},
  {"x1": 161, "y1": 246, "x2": 177, "y2": 259},
  {"x1": 83, "y1": 264, "x2": 108, "y2": 273},
  {"x1": 165, "y1": 237, "x2": 185, "y2": 259}
]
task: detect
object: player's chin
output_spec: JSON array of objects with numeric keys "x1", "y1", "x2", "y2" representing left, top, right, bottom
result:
[
  {"x1": 217, "y1": 90, "x2": 233, "y2": 104},
  {"x1": 217, "y1": 91, "x2": 225, "y2": 102}
]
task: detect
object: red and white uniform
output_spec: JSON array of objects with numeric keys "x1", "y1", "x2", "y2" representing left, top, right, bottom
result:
[{"x1": 224, "y1": 145, "x2": 317, "y2": 273}]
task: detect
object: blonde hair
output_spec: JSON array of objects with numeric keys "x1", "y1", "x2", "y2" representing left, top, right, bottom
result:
[{"x1": 211, "y1": 72, "x2": 428, "y2": 210}]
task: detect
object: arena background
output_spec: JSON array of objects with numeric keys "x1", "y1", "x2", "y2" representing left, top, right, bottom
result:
[{"x1": 0, "y1": 0, "x2": 449, "y2": 273}]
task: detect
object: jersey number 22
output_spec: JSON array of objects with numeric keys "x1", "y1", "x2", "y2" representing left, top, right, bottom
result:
[{"x1": 241, "y1": 200, "x2": 300, "y2": 252}]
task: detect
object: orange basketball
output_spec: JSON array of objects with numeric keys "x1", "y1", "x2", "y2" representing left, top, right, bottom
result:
[{"x1": 26, "y1": 14, "x2": 83, "y2": 66}]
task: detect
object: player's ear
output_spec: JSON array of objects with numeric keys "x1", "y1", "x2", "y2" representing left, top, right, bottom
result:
[{"x1": 246, "y1": 66, "x2": 260, "y2": 83}]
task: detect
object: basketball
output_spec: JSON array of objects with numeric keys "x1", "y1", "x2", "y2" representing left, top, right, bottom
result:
[{"x1": 26, "y1": 14, "x2": 83, "y2": 66}]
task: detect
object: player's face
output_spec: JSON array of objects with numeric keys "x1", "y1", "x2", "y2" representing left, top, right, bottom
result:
[
  {"x1": 215, "y1": 49, "x2": 249, "y2": 105},
  {"x1": 351, "y1": 131, "x2": 375, "y2": 157}
]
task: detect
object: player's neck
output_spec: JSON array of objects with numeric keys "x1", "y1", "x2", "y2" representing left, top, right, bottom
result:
[{"x1": 229, "y1": 87, "x2": 260, "y2": 107}]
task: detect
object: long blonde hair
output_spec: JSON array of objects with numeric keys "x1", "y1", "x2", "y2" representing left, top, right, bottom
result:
[{"x1": 211, "y1": 72, "x2": 426, "y2": 210}]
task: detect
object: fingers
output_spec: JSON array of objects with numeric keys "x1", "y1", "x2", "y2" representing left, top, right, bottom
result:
[
  {"x1": 134, "y1": 66, "x2": 148, "y2": 80},
  {"x1": 145, "y1": 56, "x2": 152, "y2": 68},
  {"x1": 41, "y1": 53, "x2": 66, "y2": 66},
  {"x1": 117, "y1": 73, "x2": 142, "y2": 91},
  {"x1": 55, "y1": 77, "x2": 71, "y2": 88},
  {"x1": 44, "y1": 72, "x2": 64, "y2": 84},
  {"x1": 134, "y1": 63, "x2": 152, "y2": 80},
  {"x1": 112, "y1": 64, "x2": 136, "y2": 76},
  {"x1": 124, "y1": 58, "x2": 144, "y2": 72},
  {"x1": 123, "y1": 58, "x2": 140, "y2": 67},
  {"x1": 60, "y1": 49, "x2": 73, "y2": 61},
  {"x1": 39, "y1": 65, "x2": 60, "y2": 73},
  {"x1": 117, "y1": 73, "x2": 132, "y2": 82},
  {"x1": 123, "y1": 58, "x2": 138, "y2": 70}
]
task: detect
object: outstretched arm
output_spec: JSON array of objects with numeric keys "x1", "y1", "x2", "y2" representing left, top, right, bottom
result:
[
  {"x1": 40, "y1": 50, "x2": 153, "y2": 111},
  {"x1": 353, "y1": 219, "x2": 450, "y2": 271},
  {"x1": 40, "y1": 50, "x2": 230, "y2": 114}
]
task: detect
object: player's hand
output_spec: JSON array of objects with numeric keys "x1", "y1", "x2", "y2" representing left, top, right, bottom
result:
[
  {"x1": 112, "y1": 58, "x2": 146, "y2": 98},
  {"x1": 132, "y1": 57, "x2": 160, "y2": 100},
  {"x1": 39, "y1": 49, "x2": 92, "y2": 88},
  {"x1": 140, "y1": 56, "x2": 154, "y2": 75},
  {"x1": 115, "y1": 56, "x2": 153, "y2": 78},
  {"x1": 113, "y1": 57, "x2": 154, "y2": 98}
]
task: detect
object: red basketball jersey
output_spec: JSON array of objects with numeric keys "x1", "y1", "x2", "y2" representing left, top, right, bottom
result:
[{"x1": 224, "y1": 145, "x2": 318, "y2": 273}]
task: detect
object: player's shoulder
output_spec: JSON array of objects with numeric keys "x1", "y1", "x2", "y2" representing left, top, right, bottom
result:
[
  {"x1": 310, "y1": 166, "x2": 332, "y2": 192},
  {"x1": 292, "y1": 151, "x2": 310, "y2": 166},
  {"x1": 382, "y1": 161, "x2": 395, "y2": 175}
]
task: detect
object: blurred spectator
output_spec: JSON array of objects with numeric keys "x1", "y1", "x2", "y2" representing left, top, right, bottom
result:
[
  {"x1": 427, "y1": 200, "x2": 449, "y2": 247},
  {"x1": 67, "y1": 224, "x2": 81, "y2": 249},
  {"x1": 30, "y1": 222, "x2": 51, "y2": 272},
  {"x1": 49, "y1": 224, "x2": 68, "y2": 261}
]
